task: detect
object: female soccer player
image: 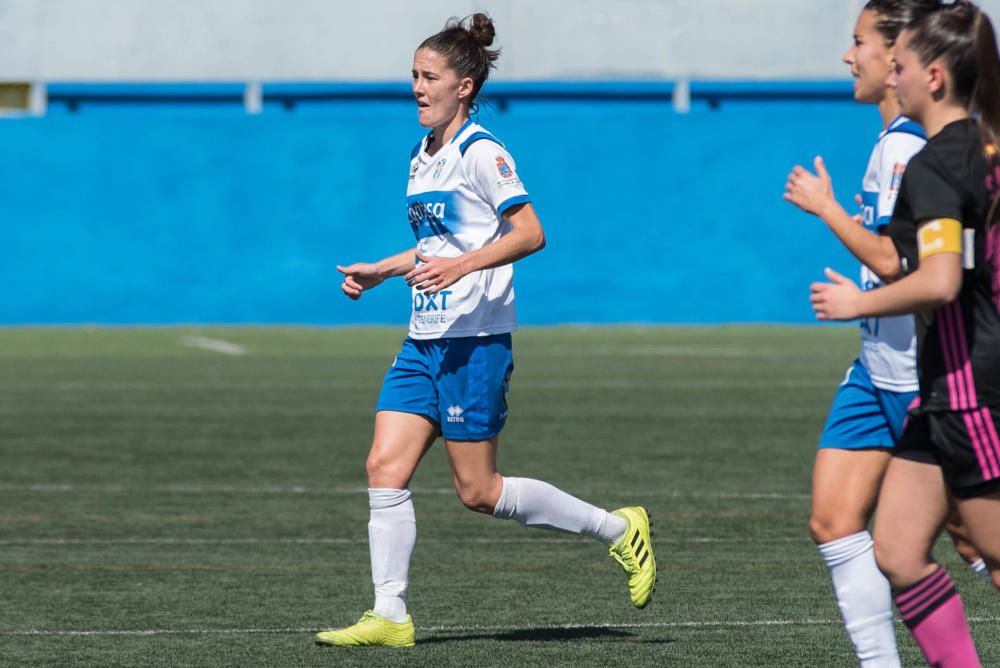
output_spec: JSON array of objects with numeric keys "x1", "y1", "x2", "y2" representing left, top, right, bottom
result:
[
  {"x1": 785, "y1": 2, "x2": 984, "y2": 665},
  {"x1": 812, "y1": 2, "x2": 1000, "y2": 664},
  {"x1": 315, "y1": 14, "x2": 656, "y2": 648}
]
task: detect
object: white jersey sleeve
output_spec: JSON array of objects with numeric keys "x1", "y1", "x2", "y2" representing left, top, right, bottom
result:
[
  {"x1": 875, "y1": 132, "x2": 925, "y2": 230},
  {"x1": 462, "y1": 140, "x2": 531, "y2": 217}
]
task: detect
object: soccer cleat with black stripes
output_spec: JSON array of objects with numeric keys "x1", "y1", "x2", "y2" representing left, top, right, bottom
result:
[{"x1": 609, "y1": 506, "x2": 657, "y2": 608}]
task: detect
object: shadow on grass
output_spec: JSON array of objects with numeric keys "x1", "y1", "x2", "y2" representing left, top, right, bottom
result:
[{"x1": 419, "y1": 627, "x2": 673, "y2": 644}]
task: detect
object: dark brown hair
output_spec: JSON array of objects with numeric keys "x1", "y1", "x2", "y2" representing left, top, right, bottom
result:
[
  {"x1": 864, "y1": 0, "x2": 939, "y2": 45},
  {"x1": 419, "y1": 13, "x2": 500, "y2": 103},
  {"x1": 905, "y1": 1, "x2": 1000, "y2": 143}
]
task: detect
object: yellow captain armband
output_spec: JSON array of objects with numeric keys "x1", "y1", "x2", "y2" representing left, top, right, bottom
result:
[{"x1": 917, "y1": 218, "x2": 963, "y2": 260}]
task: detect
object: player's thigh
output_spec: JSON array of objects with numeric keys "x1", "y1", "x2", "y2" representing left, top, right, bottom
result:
[
  {"x1": 872, "y1": 456, "x2": 950, "y2": 586},
  {"x1": 367, "y1": 410, "x2": 439, "y2": 488},
  {"x1": 810, "y1": 448, "x2": 892, "y2": 541}
]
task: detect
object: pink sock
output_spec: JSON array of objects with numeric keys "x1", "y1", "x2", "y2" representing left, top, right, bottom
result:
[{"x1": 894, "y1": 568, "x2": 981, "y2": 667}]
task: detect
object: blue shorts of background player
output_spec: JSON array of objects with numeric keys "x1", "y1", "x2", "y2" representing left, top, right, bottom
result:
[
  {"x1": 376, "y1": 333, "x2": 513, "y2": 441},
  {"x1": 818, "y1": 359, "x2": 917, "y2": 449}
]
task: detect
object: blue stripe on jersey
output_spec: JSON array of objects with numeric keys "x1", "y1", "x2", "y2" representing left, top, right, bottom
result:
[
  {"x1": 861, "y1": 190, "x2": 879, "y2": 232},
  {"x1": 449, "y1": 119, "x2": 475, "y2": 144},
  {"x1": 459, "y1": 132, "x2": 504, "y2": 156},
  {"x1": 407, "y1": 191, "x2": 457, "y2": 240},
  {"x1": 410, "y1": 135, "x2": 427, "y2": 159},
  {"x1": 886, "y1": 116, "x2": 926, "y2": 139},
  {"x1": 497, "y1": 194, "x2": 531, "y2": 216},
  {"x1": 876, "y1": 215, "x2": 892, "y2": 229}
]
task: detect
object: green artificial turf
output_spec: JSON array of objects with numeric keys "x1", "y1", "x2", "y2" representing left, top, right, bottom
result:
[{"x1": 0, "y1": 326, "x2": 995, "y2": 666}]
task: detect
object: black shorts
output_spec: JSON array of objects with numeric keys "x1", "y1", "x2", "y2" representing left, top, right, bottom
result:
[{"x1": 896, "y1": 406, "x2": 1000, "y2": 499}]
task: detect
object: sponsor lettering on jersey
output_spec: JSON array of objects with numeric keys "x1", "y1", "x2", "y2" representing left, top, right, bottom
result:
[
  {"x1": 413, "y1": 290, "x2": 452, "y2": 312},
  {"x1": 408, "y1": 200, "x2": 449, "y2": 237},
  {"x1": 496, "y1": 155, "x2": 513, "y2": 178},
  {"x1": 861, "y1": 190, "x2": 878, "y2": 231}
]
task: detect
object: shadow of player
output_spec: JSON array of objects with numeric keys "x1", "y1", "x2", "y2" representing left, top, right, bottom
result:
[{"x1": 418, "y1": 626, "x2": 674, "y2": 644}]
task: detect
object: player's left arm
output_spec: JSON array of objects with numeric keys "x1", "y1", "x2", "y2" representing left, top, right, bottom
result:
[
  {"x1": 784, "y1": 156, "x2": 902, "y2": 281},
  {"x1": 810, "y1": 218, "x2": 964, "y2": 320},
  {"x1": 406, "y1": 203, "x2": 545, "y2": 294}
]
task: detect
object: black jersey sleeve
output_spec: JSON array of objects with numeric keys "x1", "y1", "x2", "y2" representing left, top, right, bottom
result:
[{"x1": 904, "y1": 151, "x2": 965, "y2": 223}]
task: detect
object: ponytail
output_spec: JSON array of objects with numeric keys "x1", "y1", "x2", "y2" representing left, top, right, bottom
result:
[
  {"x1": 971, "y1": 8, "x2": 1000, "y2": 145},
  {"x1": 906, "y1": 1, "x2": 1000, "y2": 143}
]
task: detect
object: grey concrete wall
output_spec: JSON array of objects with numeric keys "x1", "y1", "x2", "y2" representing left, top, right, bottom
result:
[{"x1": 2, "y1": 0, "x2": 1000, "y2": 81}]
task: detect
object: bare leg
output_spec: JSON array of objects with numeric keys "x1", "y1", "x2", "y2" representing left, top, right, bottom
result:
[
  {"x1": 956, "y1": 491, "x2": 1000, "y2": 590},
  {"x1": 810, "y1": 448, "x2": 899, "y2": 667},
  {"x1": 874, "y1": 458, "x2": 980, "y2": 667}
]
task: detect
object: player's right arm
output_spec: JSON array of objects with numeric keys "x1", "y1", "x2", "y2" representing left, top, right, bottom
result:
[
  {"x1": 337, "y1": 248, "x2": 416, "y2": 300},
  {"x1": 784, "y1": 156, "x2": 901, "y2": 282}
]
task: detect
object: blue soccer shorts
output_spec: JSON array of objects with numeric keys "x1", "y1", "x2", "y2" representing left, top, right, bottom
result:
[
  {"x1": 375, "y1": 333, "x2": 513, "y2": 441},
  {"x1": 818, "y1": 359, "x2": 918, "y2": 450}
]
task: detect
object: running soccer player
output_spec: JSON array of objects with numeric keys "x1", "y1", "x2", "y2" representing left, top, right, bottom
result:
[
  {"x1": 314, "y1": 14, "x2": 656, "y2": 648},
  {"x1": 785, "y1": 2, "x2": 985, "y2": 665},
  {"x1": 812, "y1": 2, "x2": 1000, "y2": 664}
]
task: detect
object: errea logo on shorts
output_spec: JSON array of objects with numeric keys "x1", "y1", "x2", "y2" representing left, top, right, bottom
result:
[{"x1": 446, "y1": 405, "x2": 465, "y2": 423}]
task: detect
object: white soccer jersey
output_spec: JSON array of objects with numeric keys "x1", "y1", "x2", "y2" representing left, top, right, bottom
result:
[
  {"x1": 405, "y1": 120, "x2": 531, "y2": 339},
  {"x1": 858, "y1": 115, "x2": 925, "y2": 391}
]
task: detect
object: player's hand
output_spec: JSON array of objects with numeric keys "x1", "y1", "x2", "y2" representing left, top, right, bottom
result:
[
  {"x1": 337, "y1": 262, "x2": 384, "y2": 300},
  {"x1": 810, "y1": 267, "x2": 863, "y2": 321},
  {"x1": 784, "y1": 156, "x2": 835, "y2": 216},
  {"x1": 404, "y1": 253, "x2": 470, "y2": 294}
]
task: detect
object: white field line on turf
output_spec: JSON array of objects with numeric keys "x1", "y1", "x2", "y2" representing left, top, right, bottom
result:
[
  {"x1": 0, "y1": 483, "x2": 810, "y2": 500},
  {"x1": 0, "y1": 536, "x2": 802, "y2": 546},
  {"x1": 4, "y1": 617, "x2": 1000, "y2": 637},
  {"x1": 179, "y1": 335, "x2": 246, "y2": 356},
  {"x1": 0, "y1": 379, "x2": 831, "y2": 391}
]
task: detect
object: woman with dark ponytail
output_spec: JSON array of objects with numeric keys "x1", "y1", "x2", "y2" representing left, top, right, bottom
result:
[
  {"x1": 812, "y1": 2, "x2": 1000, "y2": 665},
  {"x1": 316, "y1": 14, "x2": 656, "y2": 648}
]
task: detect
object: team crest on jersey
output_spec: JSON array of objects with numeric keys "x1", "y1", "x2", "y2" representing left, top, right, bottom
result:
[
  {"x1": 433, "y1": 158, "x2": 447, "y2": 180},
  {"x1": 889, "y1": 163, "x2": 906, "y2": 195},
  {"x1": 496, "y1": 155, "x2": 513, "y2": 178}
]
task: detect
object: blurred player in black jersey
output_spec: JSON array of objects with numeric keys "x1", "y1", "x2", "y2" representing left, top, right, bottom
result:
[{"x1": 811, "y1": 2, "x2": 1000, "y2": 665}]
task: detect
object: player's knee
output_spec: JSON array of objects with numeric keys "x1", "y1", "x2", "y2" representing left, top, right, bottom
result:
[
  {"x1": 365, "y1": 448, "x2": 406, "y2": 487},
  {"x1": 454, "y1": 480, "x2": 498, "y2": 515},
  {"x1": 808, "y1": 510, "x2": 864, "y2": 545},
  {"x1": 872, "y1": 540, "x2": 917, "y2": 588}
]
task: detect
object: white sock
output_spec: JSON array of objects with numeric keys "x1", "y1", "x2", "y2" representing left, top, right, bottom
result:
[
  {"x1": 817, "y1": 531, "x2": 901, "y2": 668},
  {"x1": 969, "y1": 558, "x2": 992, "y2": 583},
  {"x1": 492, "y1": 476, "x2": 627, "y2": 544},
  {"x1": 368, "y1": 488, "x2": 415, "y2": 623}
]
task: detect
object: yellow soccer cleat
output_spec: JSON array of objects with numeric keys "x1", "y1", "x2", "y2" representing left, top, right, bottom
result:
[
  {"x1": 609, "y1": 506, "x2": 657, "y2": 608},
  {"x1": 315, "y1": 610, "x2": 415, "y2": 647}
]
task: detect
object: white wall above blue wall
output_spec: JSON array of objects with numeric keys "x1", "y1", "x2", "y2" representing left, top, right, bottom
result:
[{"x1": 4, "y1": 0, "x2": 1000, "y2": 81}]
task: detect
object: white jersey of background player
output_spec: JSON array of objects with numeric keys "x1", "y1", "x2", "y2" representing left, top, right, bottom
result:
[
  {"x1": 406, "y1": 119, "x2": 529, "y2": 339},
  {"x1": 857, "y1": 115, "x2": 924, "y2": 391}
]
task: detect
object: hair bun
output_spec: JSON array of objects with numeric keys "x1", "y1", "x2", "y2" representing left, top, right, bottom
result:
[{"x1": 468, "y1": 13, "x2": 496, "y2": 48}]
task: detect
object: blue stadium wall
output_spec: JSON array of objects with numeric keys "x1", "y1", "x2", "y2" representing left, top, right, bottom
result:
[{"x1": 2, "y1": 82, "x2": 876, "y2": 325}]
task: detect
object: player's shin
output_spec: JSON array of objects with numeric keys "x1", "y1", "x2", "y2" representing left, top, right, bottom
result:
[{"x1": 368, "y1": 488, "x2": 416, "y2": 623}]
